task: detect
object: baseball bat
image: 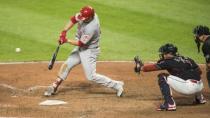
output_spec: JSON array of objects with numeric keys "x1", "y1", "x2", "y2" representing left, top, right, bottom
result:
[{"x1": 48, "y1": 44, "x2": 60, "y2": 70}]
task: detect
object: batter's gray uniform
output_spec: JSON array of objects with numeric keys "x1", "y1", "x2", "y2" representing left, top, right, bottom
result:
[{"x1": 58, "y1": 13, "x2": 124, "y2": 94}]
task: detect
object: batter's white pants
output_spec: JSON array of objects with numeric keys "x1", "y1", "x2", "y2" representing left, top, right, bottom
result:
[
  {"x1": 167, "y1": 75, "x2": 204, "y2": 95},
  {"x1": 58, "y1": 48, "x2": 122, "y2": 90}
]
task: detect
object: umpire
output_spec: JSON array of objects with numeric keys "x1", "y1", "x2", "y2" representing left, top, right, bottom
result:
[{"x1": 193, "y1": 25, "x2": 210, "y2": 88}]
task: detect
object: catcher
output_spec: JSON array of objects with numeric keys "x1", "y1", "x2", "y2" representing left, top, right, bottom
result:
[
  {"x1": 134, "y1": 43, "x2": 206, "y2": 111},
  {"x1": 193, "y1": 25, "x2": 210, "y2": 88}
]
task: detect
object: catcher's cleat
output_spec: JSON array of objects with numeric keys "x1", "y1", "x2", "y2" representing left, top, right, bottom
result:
[
  {"x1": 156, "y1": 103, "x2": 176, "y2": 111},
  {"x1": 193, "y1": 98, "x2": 206, "y2": 104},
  {"x1": 44, "y1": 86, "x2": 57, "y2": 96},
  {"x1": 116, "y1": 81, "x2": 124, "y2": 97}
]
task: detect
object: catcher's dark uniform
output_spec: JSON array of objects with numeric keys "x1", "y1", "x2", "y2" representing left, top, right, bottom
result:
[
  {"x1": 156, "y1": 55, "x2": 203, "y2": 97},
  {"x1": 202, "y1": 36, "x2": 210, "y2": 87},
  {"x1": 155, "y1": 55, "x2": 204, "y2": 110},
  {"x1": 156, "y1": 56, "x2": 201, "y2": 81}
]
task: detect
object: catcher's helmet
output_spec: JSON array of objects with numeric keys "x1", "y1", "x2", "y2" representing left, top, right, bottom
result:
[
  {"x1": 159, "y1": 43, "x2": 178, "y2": 55},
  {"x1": 193, "y1": 25, "x2": 210, "y2": 37},
  {"x1": 78, "y1": 6, "x2": 95, "y2": 21}
]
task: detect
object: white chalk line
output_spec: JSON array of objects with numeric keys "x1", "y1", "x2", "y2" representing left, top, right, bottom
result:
[
  {"x1": 0, "y1": 84, "x2": 45, "y2": 92},
  {"x1": 0, "y1": 116, "x2": 33, "y2": 118},
  {"x1": 0, "y1": 116, "x2": 32, "y2": 118},
  {"x1": 0, "y1": 84, "x2": 119, "y2": 99},
  {"x1": 0, "y1": 84, "x2": 90, "y2": 93}
]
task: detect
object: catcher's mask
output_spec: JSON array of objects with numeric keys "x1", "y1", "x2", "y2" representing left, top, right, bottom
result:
[
  {"x1": 193, "y1": 25, "x2": 210, "y2": 53},
  {"x1": 159, "y1": 43, "x2": 178, "y2": 59}
]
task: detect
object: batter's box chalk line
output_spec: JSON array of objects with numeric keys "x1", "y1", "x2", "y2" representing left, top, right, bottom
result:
[{"x1": 0, "y1": 83, "x2": 90, "y2": 93}]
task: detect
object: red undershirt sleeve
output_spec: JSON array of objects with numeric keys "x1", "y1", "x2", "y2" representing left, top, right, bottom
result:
[
  {"x1": 78, "y1": 40, "x2": 84, "y2": 47},
  {"x1": 142, "y1": 64, "x2": 159, "y2": 72}
]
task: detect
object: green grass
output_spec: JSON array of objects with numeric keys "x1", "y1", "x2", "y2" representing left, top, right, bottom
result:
[{"x1": 0, "y1": 0, "x2": 209, "y2": 63}]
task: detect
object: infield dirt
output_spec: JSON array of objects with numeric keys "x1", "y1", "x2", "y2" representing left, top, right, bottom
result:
[{"x1": 0, "y1": 62, "x2": 209, "y2": 118}]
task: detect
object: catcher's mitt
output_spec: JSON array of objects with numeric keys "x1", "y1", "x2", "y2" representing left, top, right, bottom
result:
[{"x1": 134, "y1": 56, "x2": 144, "y2": 74}]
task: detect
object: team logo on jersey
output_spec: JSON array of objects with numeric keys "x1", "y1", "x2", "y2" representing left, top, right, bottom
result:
[{"x1": 81, "y1": 35, "x2": 90, "y2": 43}]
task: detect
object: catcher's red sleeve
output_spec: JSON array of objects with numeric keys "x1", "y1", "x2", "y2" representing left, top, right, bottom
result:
[{"x1": 142, "y1": 64, "x2": 159, "y2": 72}]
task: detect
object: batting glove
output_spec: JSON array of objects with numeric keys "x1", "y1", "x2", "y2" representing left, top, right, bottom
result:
[
  {"x1": 58, "y1": 36, "x2": 67, "y2": 45},
  {"x1": 60, "y1": 30, "x2": 67, "y2": 38},
  {"x1": 58, "y1": 30, "x2": 67, "y2": 45}
]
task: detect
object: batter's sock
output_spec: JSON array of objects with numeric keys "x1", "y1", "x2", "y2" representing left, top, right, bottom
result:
[{"x1": 52, "y1": 78, "x2": 63, "y2": 92}]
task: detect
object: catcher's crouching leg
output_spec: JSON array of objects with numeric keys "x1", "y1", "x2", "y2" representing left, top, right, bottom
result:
[{"x1": 157, "y1": 73, "x2": 176, "y2": 111}]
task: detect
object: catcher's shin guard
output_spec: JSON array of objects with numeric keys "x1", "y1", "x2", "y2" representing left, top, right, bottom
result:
[{"x1": 158, "y1": 73, "x2": 175, "y2": 105}]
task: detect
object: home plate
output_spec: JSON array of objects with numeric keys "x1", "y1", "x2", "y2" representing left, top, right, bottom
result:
[{"x1": 39, "y1": 100, "x2": 67, "y2": 106}]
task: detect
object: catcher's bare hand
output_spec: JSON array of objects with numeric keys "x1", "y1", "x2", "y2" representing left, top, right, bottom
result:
[{"x1": 134, "y1": 56, "x2": 144, "y2": 74}]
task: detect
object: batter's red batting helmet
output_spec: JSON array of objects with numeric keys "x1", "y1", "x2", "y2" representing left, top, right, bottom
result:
[{"x1": 78, "y1": 6, "x2": 95, "y2": 21}]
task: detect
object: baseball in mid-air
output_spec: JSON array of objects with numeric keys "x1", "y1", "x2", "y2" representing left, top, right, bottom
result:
[{"x1": 15, "y1": 48, "x2": 21, "y2": 53}]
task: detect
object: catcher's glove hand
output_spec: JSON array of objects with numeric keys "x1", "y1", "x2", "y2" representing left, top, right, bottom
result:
[{"x1": 134, "y1": 56, "x2": 144, "y2": 74}]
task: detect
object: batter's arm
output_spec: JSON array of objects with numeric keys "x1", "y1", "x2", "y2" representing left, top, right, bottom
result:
[
  {"x1": 61, "y1": 15, "x2": 78, "y2": 33},
  {"x1": 67, "y1": 39, "x2": 84, "y2": 46},
  {"x1": 62, "y1": 20, "x2": 75, "y2": 32}
]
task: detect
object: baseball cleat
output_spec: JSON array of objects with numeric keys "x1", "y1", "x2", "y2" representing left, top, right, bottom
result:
[
  {"x1": 193, "y1": 94, "x2": 207, "y2": 104},
  {"x1": 44, "y1": 86, "x2": 56, "y2": 96},
  {"x1": 116, "y1": 81, "x2": 124, "y2": 97},
  {"x1": 193, "y1": 97, "x2": 207, "y2": 104},
  {"x1": 156, "y1": 103, "x2": 176, "y2": 111}
]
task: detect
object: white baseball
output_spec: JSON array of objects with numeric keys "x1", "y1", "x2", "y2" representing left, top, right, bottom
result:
[{"x1": 15, "y1": 48, "x2": 21, "y2": 52}]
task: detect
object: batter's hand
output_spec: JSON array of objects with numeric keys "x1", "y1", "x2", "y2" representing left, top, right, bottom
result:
[
  {"x1": 58, "y1": 30, "x2": 67, "y2": 45},
  {"x1": 134, "y1": 56, "x2": 144, "y2": 74},
  {"x1": 60, "y1": 30, "x2": 67, "y2": 38},
  {"x1": 58, "y1": 36, "x2": 67, "y2": 45}
]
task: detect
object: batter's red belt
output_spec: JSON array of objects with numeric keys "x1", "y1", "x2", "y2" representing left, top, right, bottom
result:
[{"x1": 189, "y1": 79, "x2": 200, "y2": 83}]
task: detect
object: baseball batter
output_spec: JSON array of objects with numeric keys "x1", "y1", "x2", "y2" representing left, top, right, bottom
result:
[
  {"x1": 193, "y1": 25, "x2": 210, "y2": 88},
  {"x1": 134, "y1": 43, "x2": 206, "y2": 111},
  {"x1": 44, "y1": 6, "x2": 124, "y2": 97}
]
